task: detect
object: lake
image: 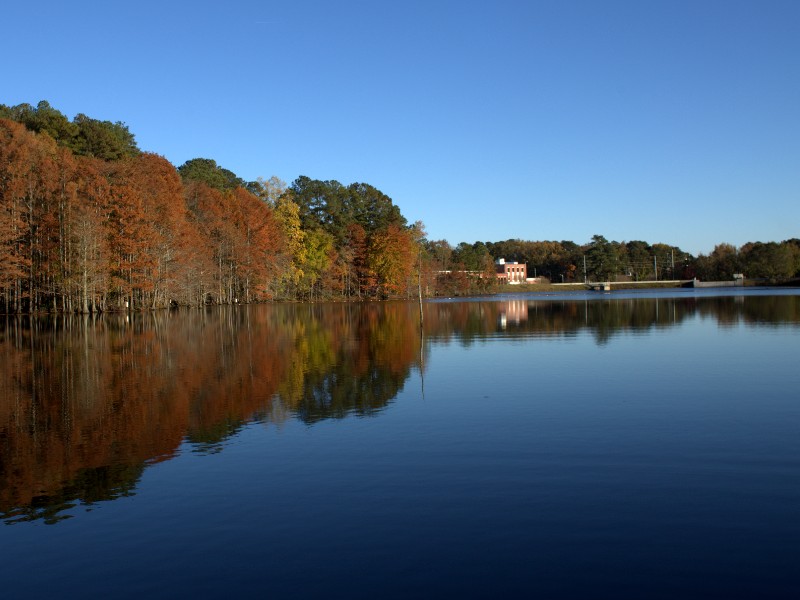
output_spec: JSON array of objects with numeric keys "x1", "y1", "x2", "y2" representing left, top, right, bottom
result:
[{"x1": 1, "y1": 289, "x2": 799, "y2": 598}]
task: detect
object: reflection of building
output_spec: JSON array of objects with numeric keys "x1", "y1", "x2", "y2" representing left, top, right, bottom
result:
[
  {"x1": 496, "y1": 258, "x2": 527, "y2": 284},
  {"x1": 498, "y1": 300, "x2": 529, "y2": 329}
]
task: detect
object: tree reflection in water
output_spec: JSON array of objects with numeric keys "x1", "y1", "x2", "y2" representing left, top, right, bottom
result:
[{"x1": 1, "y1": 293, "x2": 798, "y2": 522}]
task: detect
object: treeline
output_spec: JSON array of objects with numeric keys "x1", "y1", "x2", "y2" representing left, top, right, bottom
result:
[
  {"x1": 2, "y1": 101, "x2": 798, "y2": 312},
  {"x1": 429, "y1": 234, "x2": 800, "y2": 285},
  {"x1": 0, "y1": 101, "x2": 425, "y2": 312},
  {"x1": 0, "y1": 100, "x2": 138, "y2": 161}
]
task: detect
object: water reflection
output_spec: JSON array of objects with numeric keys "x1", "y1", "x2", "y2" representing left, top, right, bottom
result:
[
  {"x1": 0, "y1": 303, "x2": 424, "y2": 523},
  {"x1": 427, "y1": 292, "x2": 800, "y2": 344},
  {"x1": 1, "y1": 292, "x2": 798, "y2": 523}
]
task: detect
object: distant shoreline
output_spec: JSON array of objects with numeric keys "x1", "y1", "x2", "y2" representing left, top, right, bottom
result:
[{"x1": 492, "y1": 278, "x2": 800, "y2": 295}]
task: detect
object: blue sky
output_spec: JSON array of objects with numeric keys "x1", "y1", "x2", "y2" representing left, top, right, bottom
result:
[{"x1": 3, "y1": 0, "x2": 798, "y2": 255}]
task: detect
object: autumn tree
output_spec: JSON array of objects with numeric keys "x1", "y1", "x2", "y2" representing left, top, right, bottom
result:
[
  {"x1": 299, "y1": 228, "x2": 335, "y2": 300},
  {"x1": 369, "y1": 224, "x2": 416, "y2": 297},
  {"x1": 0, "y1": 120, "x2": 33, "y2": 311},
  {"x1": 343, "y1": 223, "x2": 371, "y2": 297},
  {"x1": 0, "y1": 118, "x2": 61, "y2": 311},
  {"x1": 112, "y1": 154, "x2": 193, "y2": 307},
  {"x1": 272, "y1": 195, "x2": 307, "y2": 299},
  {"x1": 229, "y1": 187, "x2": 284, "y2": 302},
  {"x1": 66, "y1": 156, "x2": 112, "y2": 312}
]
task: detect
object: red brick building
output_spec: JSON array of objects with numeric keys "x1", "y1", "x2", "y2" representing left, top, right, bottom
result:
[{"x1": 496, "y1": 258, "x2": 527, "y2": 284}]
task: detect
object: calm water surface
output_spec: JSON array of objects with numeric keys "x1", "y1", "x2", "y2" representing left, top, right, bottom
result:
[{"x1": 1, "y1": 289, "x2": 799, "y2": 598}]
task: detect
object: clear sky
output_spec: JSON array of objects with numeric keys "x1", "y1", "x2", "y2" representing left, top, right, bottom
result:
[{"x1": 3, "y1": 0, "x2": 798, "y2": 255}]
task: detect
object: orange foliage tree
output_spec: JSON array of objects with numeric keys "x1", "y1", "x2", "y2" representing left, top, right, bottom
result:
[{"x1": 369, "y1": 224, "x2": 416, "y2": 297}]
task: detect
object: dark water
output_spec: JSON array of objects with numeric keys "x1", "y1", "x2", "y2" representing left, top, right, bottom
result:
[{"x1": 1, "y1": 289, "x2": 799, "y2": 598}]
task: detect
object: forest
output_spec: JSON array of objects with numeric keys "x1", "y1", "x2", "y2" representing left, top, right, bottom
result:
[{"x1": 1, "y1": 101, "x2": 798, "y2": 313}]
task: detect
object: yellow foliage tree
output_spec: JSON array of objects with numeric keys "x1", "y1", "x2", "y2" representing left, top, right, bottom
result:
[{"x1": 369, "y1": 224, "x2": 415, "y2": 297}]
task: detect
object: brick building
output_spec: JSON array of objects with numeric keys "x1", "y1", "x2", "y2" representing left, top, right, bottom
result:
[{"x1": 496, "y1": 258, "x2": 527, "y2": 284}]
